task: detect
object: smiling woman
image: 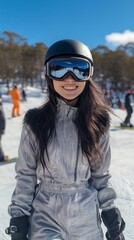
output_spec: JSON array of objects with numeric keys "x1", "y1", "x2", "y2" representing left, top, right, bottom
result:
[{"x1": 6, "y1": 39, "x2": 125, "y2": 240}]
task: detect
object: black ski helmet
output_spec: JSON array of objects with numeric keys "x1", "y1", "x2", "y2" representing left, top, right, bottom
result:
[{"x1": 45, "y1": 39, "x2": 94, "y2": 76}]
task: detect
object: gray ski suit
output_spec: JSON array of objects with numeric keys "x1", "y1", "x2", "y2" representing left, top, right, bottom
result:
[{"x1": 8, "y1": 99, "x2": 116, "y2": 240}]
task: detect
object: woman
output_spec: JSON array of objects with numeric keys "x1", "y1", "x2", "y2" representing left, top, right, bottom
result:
[{"x1": 6, "y1": 39, "x2": 125, "y2": 240}]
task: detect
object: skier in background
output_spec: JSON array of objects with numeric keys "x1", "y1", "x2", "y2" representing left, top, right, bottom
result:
[
  {"x1": 21, "y1": 88, "x2": 27, "y2": 102},
  {"x1": 121, "y1": 89, "x2": 133, "y2": 127},
  {"x1": 0, "y1": 92, "x2": 6, "y2": 162},
  {"x1": 9, "y1": 85, "x2": 22, "y2": 117}
]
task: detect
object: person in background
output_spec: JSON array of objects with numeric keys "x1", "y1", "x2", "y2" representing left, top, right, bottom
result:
[
  {"x1": 116, "y1": 96, "x2": 122, "y2": 109},
  {"x1": 21, "y1": 88, "x2": 27, "y2": 102},
  {"x1": 6, "y1": 39, "x2": 125, "y2": 240},
  {"x1": 0, "y1": 92, "x2": 6, "y2": 162},
  {"x1": 9, "y1": 85, "x2": 22, "y2": 117},
  {"x1": 121, "y1": 89, "x2": 133, "y2": 127},
  {"x1": 0, "y1": 91, "x2": 2, "y2": 102}
]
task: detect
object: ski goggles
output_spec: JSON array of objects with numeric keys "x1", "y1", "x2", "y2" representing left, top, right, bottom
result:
[{"x1": 45, "y1": 57, "x2": 93, "y2": 81}]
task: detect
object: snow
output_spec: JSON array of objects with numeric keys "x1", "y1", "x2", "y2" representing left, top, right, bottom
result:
[{"x1": 0, "y1": 87, "x2": 134, "y2": 240}]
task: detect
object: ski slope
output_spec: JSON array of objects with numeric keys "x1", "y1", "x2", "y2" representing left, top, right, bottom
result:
[{"x1": 0, "y1": 87, "x2": 134, "y2": 240}]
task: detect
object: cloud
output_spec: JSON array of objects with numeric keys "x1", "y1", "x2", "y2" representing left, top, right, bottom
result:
[{"x1": 105, "y1": 30, "x2": 134, "y2": 46}]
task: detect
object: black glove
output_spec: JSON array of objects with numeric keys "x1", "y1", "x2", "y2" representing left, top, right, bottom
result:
[
  {"x1": 5, "y1": 216, "x2": 29, "y2": 240},
  {"x1": 101, "y1": 207, "x2": 125, "y2": 240},
  {"x1": 106, "y1": 232, "x2": 125, "y2": 240}
]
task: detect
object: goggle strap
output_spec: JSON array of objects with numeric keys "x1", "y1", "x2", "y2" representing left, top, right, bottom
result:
[{"x1": 91, "y1": 65, "x2": 93, "y2": 77}]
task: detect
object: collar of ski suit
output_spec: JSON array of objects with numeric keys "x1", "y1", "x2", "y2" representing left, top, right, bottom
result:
[{"x1": 56, "y1": 97, "x2": 78, "y2": 121}]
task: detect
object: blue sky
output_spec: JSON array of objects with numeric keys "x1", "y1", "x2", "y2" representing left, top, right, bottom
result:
[{"x1": 0, "y1": 0, "x2": 134, "y2": 50}]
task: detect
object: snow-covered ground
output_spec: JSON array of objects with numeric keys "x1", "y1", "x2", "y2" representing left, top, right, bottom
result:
[{"x1": 0, "y1": 87, "x2": 134, "y2": 240}]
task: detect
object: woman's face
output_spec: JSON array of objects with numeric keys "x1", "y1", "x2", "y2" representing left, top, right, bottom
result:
[{"x1": 52, "y1": 76, "x2": 86, "y2": 100}]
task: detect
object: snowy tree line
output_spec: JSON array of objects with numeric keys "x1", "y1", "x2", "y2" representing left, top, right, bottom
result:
[
  {"x1": 0, "y1": 31, "x2": 134, "y2": 91},
  {"x1": 92, "y1": 44, "x2": 134, "y2": 91},
  {"x1": 0, "y1": 31, "x2": 47, "y2": 90}
]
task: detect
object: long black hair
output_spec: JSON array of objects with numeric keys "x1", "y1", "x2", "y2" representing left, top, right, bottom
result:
[{"x1": 24, "y1": 78, "x2": 111, "y2": 169}]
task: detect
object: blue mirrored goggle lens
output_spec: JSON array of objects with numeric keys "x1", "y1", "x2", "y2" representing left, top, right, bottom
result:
[{"x1": 47, "y1": 58, "x2": 90, "y2": 81}]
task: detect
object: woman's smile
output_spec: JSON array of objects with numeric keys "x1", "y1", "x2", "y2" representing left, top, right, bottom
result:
[
  {"x1": 62, "y1": 85, "x2": 78, "y2": 90},
  {"x1": 53, "y1": 76, "x2": 86, "y2": 100}
]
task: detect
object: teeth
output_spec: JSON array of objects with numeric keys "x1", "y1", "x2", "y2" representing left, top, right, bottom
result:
[{"x1": 63, "y1": 86, "x2": 77, "y2": 90}]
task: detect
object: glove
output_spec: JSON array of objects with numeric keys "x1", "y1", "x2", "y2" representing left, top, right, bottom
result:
[
  {"x1": 5, "y1": 216, "x2": 29, "y2": 240},
  {"x1": 106, "y1": 232, "x2": 125, "y2": 240},
  {"x1": 101, "y1": 207, "x2": 125, "y2": 240}
]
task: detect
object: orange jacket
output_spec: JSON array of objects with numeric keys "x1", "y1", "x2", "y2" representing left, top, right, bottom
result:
[{"x1": 9, "y1": 88, "x2": 21, "y2": 102}]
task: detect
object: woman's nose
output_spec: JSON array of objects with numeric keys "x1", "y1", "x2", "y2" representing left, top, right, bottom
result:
[{"x1": 64, "y1": 75, "x2": 75, "y2": 82}]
